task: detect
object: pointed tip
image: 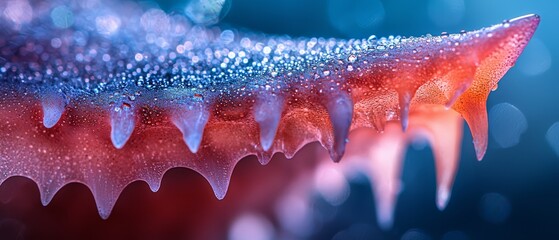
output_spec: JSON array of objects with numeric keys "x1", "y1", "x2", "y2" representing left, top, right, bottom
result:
[
  {"x1": 507, "y1": 14, "x2": 540, "y2": 31},
  {"x1": 149, "y1": 184, "x2": 160, "y2": 193},
  {"x1": 436, "y1": 187, "x2": 451, "y2": 211},
  {"x1": 398, "y1": 92, "x2": 412, "y2": 132},
  {"x1": 98, "y1": 207, "x2": 112, "y2": 220},
  {"x1": 475, "y1": 146, "x2": 486, "y2": 161},
  {"x1": 258, "y1": 152, "x2": 273, "y2": 165},
  {"x1": 40, "y1": 187, "x2": 59, "y2": 207},
  {"x1": 377, "y1": 210, "x2": 394, "y2": 231},
  {"x1": 208, "y1": 177, "x2": 229, "y2": 200},
  {"x1": 261, "y1": 136, "x2": 273, "y2": 152},
  {"x1": 146, "y1": 179, "x2": 161, "y2": 193},
  {"x1": 110, "y1": 103, "x2": 135, "y2": 149},
  {"x1": 37, "y1": 179, "x2": 66, "y2": 207},
  {"x1": 172, "y1": 104, "x2": 210, "y2": 154},
  {"x1": 41, "y1": 94, "x2": 66, "y2": 128},
  {"x1": 326, "y1": 94, "x2": 353, "y2": 162},
  {"x1": 92, "y1": 192, "x2": 117, "y2": 220},
  {"x1": 418, "y1": 109, "x2": 463, "y2": 211},
  {"x1": 329, "y1": 151, "x2": 343, "y2": 163},
  {"x1": 453, "y1": 96, "x2": 488, "y2": 161},
  {"x1": 470, "y1": 115, "x2": 488, "y2": 161},
  {"x1": 362, "y1": 126, "x2": 407, "y2": 231},
  {"x1": 400, "y1": 118, "x2": 408, "y2": 132},
  {"x1": 184, "y1": 133, "x2": 203, "y2": 153},
  {"x1": 92, "y1": 190, "x2": 118, "y2": 220},
  {"x1": 40, "y1": 196, "x2": 52, "y2": 207},
  {"x1": 373, "y1": 181, "x2": 398, "y2": 231},
  {"x1": 39, "y1": 188, "x2": 53, "y2": 206},
  {"x1": 197, "y1": 163, "x2": 233, "y2": 200}
]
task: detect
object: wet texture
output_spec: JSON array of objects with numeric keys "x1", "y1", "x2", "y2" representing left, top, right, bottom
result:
[{"x1": 0, "y1": 0, "x2": 539, "y2": 238}]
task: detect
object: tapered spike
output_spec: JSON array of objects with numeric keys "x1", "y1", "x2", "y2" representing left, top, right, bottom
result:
[
  {"x1": 398, "y1": 91, "x2": 412, "y2": 132},
  {"x1": 86, "y1": 175, "x2": 123, "y2": 220},
  {"x1": 413, "y1": 108, "x2": 463, "y2": 210},
  {"x1": 258, "y1": 152, "x2": 273, "y2": 165},
  {"x1": 448, "y1": 14, "x2": 540, "y2": 159},
  {"x1": 365, "y1": 125, "x2": 406, "y2": 230},
  {"x1": 110, "y1": 103, "x2": 135, "y2": 149},
  {"x1": 41, "y1": 93, "x2": 66, "y2": 128},
  {"x1": 38, "y1": 181, "x2": 65, "y2": 207},
  {"x1": 172, "y1": 104, "x2": 210, "y2": 153},
  {"x1": 453, "y1": 95, "x2": 488, "y2": 160},
  {"x1": 325, "y1": 94, "x2": 353, "y2": 162},
  {"x1": 143, "y1": 176, "x2": 162, "y2": 193},
  {"x1": 196, "y1": 163, "x2": 234, "y2": 200},
  {"x1": 254, "y1": 96, "x2": 283, "y2": 151}
]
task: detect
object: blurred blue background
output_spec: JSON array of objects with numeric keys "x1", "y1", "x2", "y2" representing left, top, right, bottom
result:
[{"x1": 160, "y1": 0, "x2": 557, "y2": 239}]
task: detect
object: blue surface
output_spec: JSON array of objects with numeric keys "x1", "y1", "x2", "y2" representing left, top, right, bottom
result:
[{"x1": 205, "y1": 0, "x2": 557, "y2": 239}]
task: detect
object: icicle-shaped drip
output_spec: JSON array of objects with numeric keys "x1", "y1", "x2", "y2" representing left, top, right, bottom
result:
[
  {"x1": 172, "y1": 103, "x2": 210, "y2": 153},
  {"x1": 41, "y1": 92, "x2": 66, "y2": 128},
  {"x1": 254, "y1": 95, "x2": 283, "y2": 151},
  {"x1": 325, "y1": 94, "x2": 353, "y2": 162},
  {"x1": 365, "y1": 125, "x2": 406, "y2": 230},
  {"x1": 37, "y1": 178, "x2": 66, "y2": 207},
  {"x1": 412, "y1": 108, "x2": 463, "y2": 210},
  {"x1": 85, "y1": 171, "x2": 124, "y2": 219},
  {"x1": 110, "y1": 102, "x2": 135, "y2": 149},
  {"x1": 398, "y1": 91, "x2": 413, "y2": 132},
  {"x1": 453, "y1": 91, "x2": 489, "y2": 160}
]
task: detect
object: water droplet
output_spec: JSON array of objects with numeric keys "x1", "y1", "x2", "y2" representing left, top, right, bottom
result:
[{"x1": 347, "y1": 54, "x2": 357, "y2": 63}]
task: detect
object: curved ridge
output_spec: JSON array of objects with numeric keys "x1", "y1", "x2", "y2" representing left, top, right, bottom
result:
[{"x1": 0, "y1": 10, "x2": 540, "y2": 220}]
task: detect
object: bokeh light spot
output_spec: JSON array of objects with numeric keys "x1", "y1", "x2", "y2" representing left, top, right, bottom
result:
[
  {"x1": 141, "y1": 8, "x2": 170, "y2": 33},
  {"x1": 276, "y1": 194, "x2": 313, "y2": 238},
  {"x1": 427, "y1": 0, "x2": 465, "y2": 27},
  {"x1": 401, "y1": 228, "x2": 432, "y2": 240},
  {"x1": 517, "y1": 38, "x2": 552, "y2": 76},
  {"x1": 327, "y1": 0, "x2": 385, "y2": 37},
  {"x1": 185, "y1": 0, "x2": 232, "y2": 25},
  {"x1": 220, "y1": 29, "x2": 235, "y2": 44},
  {"x1": 489, "y1": 103, "x2": 527, "y2": 148},
  {"x1": 545, "y1": 122, "x2": 559, "y2": 157},
  {"x1": 314, "y1": 164, "x2": 350, "y2": 206},
  {"x1": 480, "y1": 192, "x2": 511, "y2": 224},
  {"x1": 96, "y1": 15, "x2": 121, "y2": 35},
  {"x1": 50, "y1": 5, "x2": 74, "y2": 29},
  {"x1": 441, "y1": 231, "x2": 469, "y2": 240},
  {"x1": 332, "y1": 223, "x2": 380, "y2": 240},
  {"x1": 228, "y1": 213, "x2": 275, "y2": 240},
  {"x1": 3, "y1": 0, "x2": 33, "y2": 26}
]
